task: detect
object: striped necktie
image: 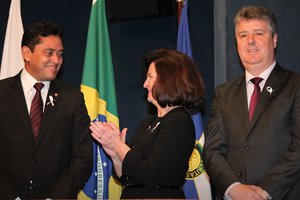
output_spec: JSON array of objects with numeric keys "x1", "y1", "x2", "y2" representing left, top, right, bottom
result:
[{"x1": 30, "y1": 83, "x2": 44, "y2": 139}]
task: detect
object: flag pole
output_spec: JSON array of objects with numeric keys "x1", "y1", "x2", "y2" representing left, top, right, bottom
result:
[{"x1": 176, "y1": 0, "x2": 184, "y2": 24}]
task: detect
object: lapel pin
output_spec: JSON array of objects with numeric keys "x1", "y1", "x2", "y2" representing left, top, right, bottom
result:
[
  {"x1": 266, "y1": 86, "x2": 273, "y2": 96},
  {"x1": 46, "y1": 95, "x2": 55, "y2": 106},
  {"x1": 150, "y1": 122, "x2": 160, "y2": 133}
]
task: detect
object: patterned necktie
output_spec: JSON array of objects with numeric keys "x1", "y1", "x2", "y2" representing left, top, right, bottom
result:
[
  {"x1": 30, "y1": 83, "x2": 44, "y2": 139},
  {"x1": 249, "y1": 77, "x2": 263, "y2": 121}
]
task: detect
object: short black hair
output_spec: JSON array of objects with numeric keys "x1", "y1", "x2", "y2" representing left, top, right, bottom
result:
[{"x1": 21, "y1": 21, "x2": 63, "y2": 51}]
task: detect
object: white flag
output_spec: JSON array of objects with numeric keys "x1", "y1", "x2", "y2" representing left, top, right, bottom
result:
[{"x1": 0, "y1": 0, "x2": 24, "y2": 80}]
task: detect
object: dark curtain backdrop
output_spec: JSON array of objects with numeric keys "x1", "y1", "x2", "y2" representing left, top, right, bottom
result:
[{"x1": 0, "y1": 0, "x2": 214, "y2": 141}]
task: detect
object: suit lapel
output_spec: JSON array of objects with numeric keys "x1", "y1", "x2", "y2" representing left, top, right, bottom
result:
[
  {"x1": 234, "y1": 76, "x2": 251, "y2": 132},
  {"x1": 35, "y1": 80, "x2": 62, "y2": 146},
  {"x1": 9, "y1": 73, "x2": 34, "y2": 139},
  {"x1": 248, "y1": 64, "x2": 289, "y2": 132}
]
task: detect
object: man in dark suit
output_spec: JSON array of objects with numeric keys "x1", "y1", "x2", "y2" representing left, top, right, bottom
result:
[
  {"x1": 204, "y1": 6, "x2": 300, "y2": 200},
  {"x1": 0, "y1": 22, "x2": 93, "y2": 199}
]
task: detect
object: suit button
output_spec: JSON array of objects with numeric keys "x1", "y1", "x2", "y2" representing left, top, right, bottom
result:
[
  {"x1": 29, "y1": 180, "x2": 33, "y2": 190},
  {"x1": 132, "y1": 146, "x2": 135, "y2": 149},
  {"x1": 238, "y1": 171, "x2": 243, "y2": 177},
  {"x1": 245, "y1": 145, "x2": 249, "y2": 151}
]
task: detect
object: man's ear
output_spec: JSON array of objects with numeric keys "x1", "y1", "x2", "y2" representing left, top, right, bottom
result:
[
  {"x1": 273, "y1": 33, "x2": 278, "y2": 48},
  {"x1": 21, "y1": 46, "x2": 32, "y2": 62}
]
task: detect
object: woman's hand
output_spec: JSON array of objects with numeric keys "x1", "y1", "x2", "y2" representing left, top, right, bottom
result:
[
  {"x1": 90, "y1": 121, "x2": 130, "y2": 164},
  {"x1": 90, "y1": 121, "x2": 129, "y2": 177},
  {"x1": 90, "y1": 121, "x2": 127, "y2": 152}
]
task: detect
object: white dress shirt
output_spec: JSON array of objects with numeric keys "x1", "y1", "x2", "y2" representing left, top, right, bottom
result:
[
  {"x1": 245, "y1": 61, "x2": 276, "y2": 108},
  {"x1": 20, "y1": 68, "x2": 50, "y2": 113}
]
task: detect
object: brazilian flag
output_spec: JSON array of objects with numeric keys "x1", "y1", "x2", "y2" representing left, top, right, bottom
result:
[{"x1": 78, "y1": 0, "x2": 122, "y2": 199}]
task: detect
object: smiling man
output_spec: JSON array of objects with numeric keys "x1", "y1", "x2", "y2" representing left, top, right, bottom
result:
[
  {"x1": 0, "y1": 22, "x2": 93, "y2": 199},
  {"x1": 204, "y1": 6, "x2": 300, "y2": 200}
]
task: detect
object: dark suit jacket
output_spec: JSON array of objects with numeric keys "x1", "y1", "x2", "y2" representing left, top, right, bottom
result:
[
  {"x1": 119, "y1": 107, "x2": 195, "y2": 199},
  {"x1": 203, "y1": 64, "x2": 300, "y2": 200},
  {"x1": 0, "y1": 72, "x2": 93, "y2": 199}
]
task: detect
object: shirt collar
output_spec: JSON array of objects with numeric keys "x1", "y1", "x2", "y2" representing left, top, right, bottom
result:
[
  {"x1": 21, "y1": 68, "x2": 50, "y2": 92},
  {"x1": 245, "y1": 61, "x2": 276, "y2": 83}
]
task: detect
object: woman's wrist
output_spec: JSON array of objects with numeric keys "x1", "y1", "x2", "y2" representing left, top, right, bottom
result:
[{"x1": 114, "y1": 141, "x2": 131, "y2": 161}]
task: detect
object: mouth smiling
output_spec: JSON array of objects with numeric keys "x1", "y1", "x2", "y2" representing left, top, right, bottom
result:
[
  {"x1": 247, "y1": 48, "x2": 259, "y2": 54},
  {"x1": 46, "y1": 65, "x2": 58, "y2": 73}
]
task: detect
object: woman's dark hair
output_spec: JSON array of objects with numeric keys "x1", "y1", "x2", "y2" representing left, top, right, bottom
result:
[
  {"x1": 143, "y1": 48, "x2": 205, "y2": 110},
  {"x1": 21, "y1": 21, "x2": 63, "y2": 51}
]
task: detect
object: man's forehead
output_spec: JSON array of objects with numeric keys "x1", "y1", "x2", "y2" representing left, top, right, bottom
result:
[{"x1": 37, "y1": 36, "x2": 63, "y2": 49}]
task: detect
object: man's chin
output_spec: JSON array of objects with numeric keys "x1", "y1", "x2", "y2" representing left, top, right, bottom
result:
[{"x1": 43, "y1": 74, "x2": 57, "y2": 81}]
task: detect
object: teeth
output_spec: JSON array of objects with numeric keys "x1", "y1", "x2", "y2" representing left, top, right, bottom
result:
[{"x1": 47, "y1": 66, "x2": 57, "y2": 72}]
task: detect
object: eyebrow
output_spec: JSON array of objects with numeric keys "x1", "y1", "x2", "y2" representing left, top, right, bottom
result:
[
  {"x1": 44, "y1": 48, "x2": 64, "y2": 52},
  {"x1": 237, "y1": 28, "x2": 265, "y2": 34}
]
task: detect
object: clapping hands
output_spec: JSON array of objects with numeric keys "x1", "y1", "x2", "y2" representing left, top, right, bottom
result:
[{"x1": 90, "y1": 121, "x2": 127, "y2": 153}]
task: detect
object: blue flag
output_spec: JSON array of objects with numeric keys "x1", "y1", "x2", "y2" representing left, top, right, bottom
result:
[
  {"x1": 176, "y1": 0, "x2": 193, "y2": 59},
  {"x1": 176, "y1": 0, "x2": 212, "y2": 199}
]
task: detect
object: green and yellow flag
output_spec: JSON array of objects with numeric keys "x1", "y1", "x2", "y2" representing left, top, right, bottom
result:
[{"x1": 78, "y1": 0, "x2": 121, "y2": 199}]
